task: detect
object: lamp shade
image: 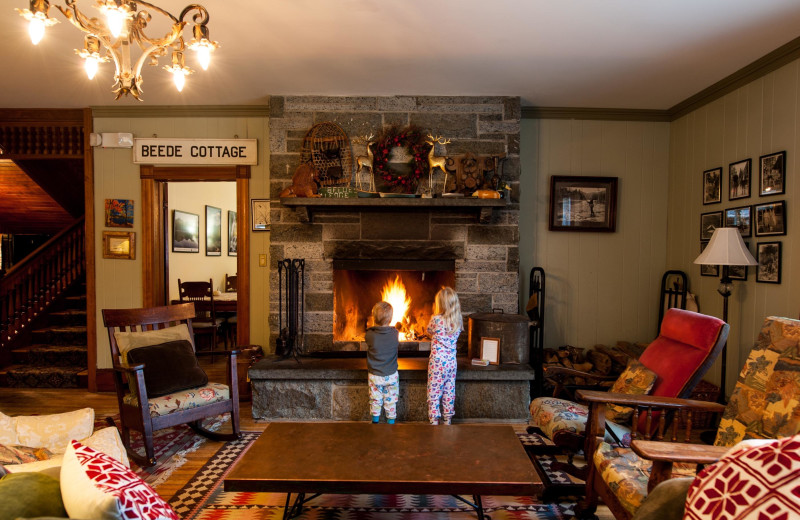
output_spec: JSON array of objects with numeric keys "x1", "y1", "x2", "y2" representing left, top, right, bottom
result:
[{"x1": 694, "y1": 227, "x2": 758, "y2": 266}]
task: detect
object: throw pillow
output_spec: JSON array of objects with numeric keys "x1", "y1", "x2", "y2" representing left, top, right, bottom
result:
[
  {"x1": 114, "y1": 324, "x2": 192, "y2": 363},
  {"x1": 0, "y1": 472, "x2": 67, "y2": 520},
  {"x1": 126, "y1": 340, "x2": 208, "y2": 397},
  {"x1": 81, "y1": 426, "x2": 130, "y2": 468},
  {"x1": 14, "y1": 407, "x2": 94, "y2": 454},
  {"x1": 0, "y1": 443, "x2": 53, "y2": 465},
  {"x1": 760, "y1": 358, "x2": 800, "y2": 439},
  {"x1": 0, "y1": 412, "x2": 17, "y2": 445},
  {"x1": 685, "y1": 434, "x2": 800, "y2": 520},
  {"x1": 60, "y1": 440, "x2": 178, "y2": 520},
  {"x1": 606, "y1": 359, "x2": 658, "y2": 423}
]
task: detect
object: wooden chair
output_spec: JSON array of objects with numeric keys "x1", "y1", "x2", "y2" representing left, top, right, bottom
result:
[
  {"x1": 575, "y1": 315, "x2": 800, "y2": 519},
  {"x1": 102, "y1": 303, "x2": 241, "y2": 468},
  {"x1": 223, "y1": 274, "x2": 238, "y2": 345},
  {"x1": 178, "y1": 278, "x2": 227, "y2": 361},
  {"x1": 225, "y1": 274, "x2": 238, "y2": 292}
]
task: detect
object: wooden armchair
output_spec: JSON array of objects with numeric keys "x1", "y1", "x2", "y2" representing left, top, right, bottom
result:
[
  {"x1": 576, "y1": 315, "x2": 800, "y2": 520},
  {"x1": 102, "y1": 303, "x2": 241, "y2": 468}
]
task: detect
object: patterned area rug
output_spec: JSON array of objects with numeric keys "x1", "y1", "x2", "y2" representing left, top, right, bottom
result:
[
  {"x1": 99, "y1": 414, "x2": 227, "y2": 488},
  {"x1": 170, "y1": 431, "x2": 570, "y2": 520}
]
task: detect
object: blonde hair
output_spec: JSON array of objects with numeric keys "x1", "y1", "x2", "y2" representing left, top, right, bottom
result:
[
  {"x1": 372, "y1": 301, "x2": 393, "y2": 326},
  {"x1": 433, "y1": 287, "x2": 462, "y2": 332}
]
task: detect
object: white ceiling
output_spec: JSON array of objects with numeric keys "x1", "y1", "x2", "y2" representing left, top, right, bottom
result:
[{"x1": 2, "y1": 0, "x2": 800, "y2": 110}]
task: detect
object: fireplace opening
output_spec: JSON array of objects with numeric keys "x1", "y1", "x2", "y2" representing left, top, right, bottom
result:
[{"x1": 333, "y1": 259, "x2": 455, "y2": 350}]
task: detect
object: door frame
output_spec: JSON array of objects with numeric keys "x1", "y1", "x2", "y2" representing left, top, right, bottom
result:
[{"x1": 140, "y1": 165, "x2": 250, "y2": 345}]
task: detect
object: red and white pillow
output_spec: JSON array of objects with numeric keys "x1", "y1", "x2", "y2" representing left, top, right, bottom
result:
[
  {"x1": 685, "y1": 434, "x2": 800, "y2": 520},
  {"x1": 60, "y1": 440, "x2": 177, "y2": 520}
]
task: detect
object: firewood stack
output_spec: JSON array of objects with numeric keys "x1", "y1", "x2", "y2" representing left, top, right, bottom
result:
[{"x1": 543, "y1": 341, "x2": 649, "y2": 390}]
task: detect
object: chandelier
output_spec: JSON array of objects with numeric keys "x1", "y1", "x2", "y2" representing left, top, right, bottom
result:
[{"x1": 17, "y1": 0, "x2": 219, "y2": 100}]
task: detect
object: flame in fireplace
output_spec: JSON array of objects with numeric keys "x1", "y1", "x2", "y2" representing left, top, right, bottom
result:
[{"x1": 381, "y1": 275, "x2": 411, "y2": 339}]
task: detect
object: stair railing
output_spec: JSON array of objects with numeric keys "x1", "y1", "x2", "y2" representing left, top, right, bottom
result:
[{"x1": 1, "y1": 217, "x2": 85, "y2": 350}]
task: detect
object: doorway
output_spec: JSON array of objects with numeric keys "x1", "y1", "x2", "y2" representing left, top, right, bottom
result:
[{"x1": 140, "y1": 165, "x2": 250, "y2": 345}]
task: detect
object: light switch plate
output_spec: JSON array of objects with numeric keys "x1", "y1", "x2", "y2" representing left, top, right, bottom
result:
[{"x1": 258, "y1": 254, "x2": 267, "y2": 267}]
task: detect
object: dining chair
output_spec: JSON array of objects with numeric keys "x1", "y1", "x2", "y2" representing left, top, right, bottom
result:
[
  {"x1": 225, "y1": 274, "x2": 238, "y2": 292},
  {"x1": 222, "y1": 273, "x2": 238, "y2": 345},
  {"x1": 178, "y1": 278, "x2": 226, "y2": 362}
]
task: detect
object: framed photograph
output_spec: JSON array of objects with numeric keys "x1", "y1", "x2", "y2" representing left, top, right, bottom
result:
[
  {"x1": 700, "y1": 211, "x2": 723, "y2": 240},
  {"x1": 205, "y1": 205, "x2": 222, "y2": 256},
  {"x1": 724, "y1": 206, "x2": 752, "y2": 238},
  {"x1": 172, "y1": 210, "x2": 199, "y2": 253},
  {"x1": 728, "y1": 159, "x2": 751, "y2": 200},
  {"x1": 548, "y1": 176, "x2": 618, "y2": 232},
  {"x1": 102, "y1": 231, "x2": 134, "y2": 259},
  {"x1": 702, "y1": 167, "x2": 722, "y2": 205},
  {"x1": 227, "y1": 210, "x2": 237, "y2": 256},
  {"x1": 699, "y1": 242, "x2": 719, "y2": 277},
  {"x1": 756, "y1": 242, "x2": 781, "y2": 284},
  {"x1": 754, "y1": 201, "x2": 786, "y2": 237},
  {"x1": 252, "y1": 199, "x2": 271, "y2": 231},
  {"x1": 104, "y1": 199, "x2": 134, "y2": 228},
  {"x1": 729, "y1": 242, "x2": 750, "y2": 281},
  {"x1": 759, "y1": 151, "x2": 786, "y2": 196},
  {"x1": 479, "y1": 337, "x2": 500, "y2": 365}
]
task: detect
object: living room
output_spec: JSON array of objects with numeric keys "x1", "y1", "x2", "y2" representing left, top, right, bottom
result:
[{"x1": 2, "y1": 2, "x2": 800, "y2": 519}]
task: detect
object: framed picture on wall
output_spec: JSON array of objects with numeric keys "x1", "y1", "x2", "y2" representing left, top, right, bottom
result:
[
  {"x1": 700, "y1": 211, "x2": 722, "y2": 240},
  {"x1": 756, "y1": 242, "x2": 781, "y2": 283},
  {"x1": 102, "y1": 231, "x2": 135, "y2": 259},
  {"x1": 759, "y1": 151, "x2": 786, "y2": 196},
  {"x1": 702, "y1": 167, "x2": 722, "y2": 204},
  {"x1": 104, "y1": 199, "x2": 134, "y2": 227},
  {"x1": 228, "y1": 210, "x2": 237, "y2": 256},
  {"x1": 724, "y1": 206, "x2": 752, "y2": 237},
  {"x1": 729, "y1": 242, "x2": 750, "y2": 281},
  {"x1": 548, "y1": 176, "x2": 618, "y2": 232},
  {"x1": 206, "y1": 205, "x2": 222, "y2": 256},
  {"x1": 252, "y1": 199, "x2": 271, "y2": 231},
  {"x1": 728, "y1": 159, "x2": 751, "y2": 200},
  {"x1": 754, "y1": 201, "x2": 786, "y2": 237},
  {"x1": 172, "y1": 210, "x2": 199, "y2": 253},
  {"x1": 699, "y1": 242, "x2": 719, "y2": 277}
]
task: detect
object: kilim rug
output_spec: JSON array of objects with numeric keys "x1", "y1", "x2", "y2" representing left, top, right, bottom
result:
[
  {"x1": 98, "y1": 414, "x2": 227, "y2": 488},
  {"x1": 170, "y1": 431, "x2": 571, "y2": 520}
]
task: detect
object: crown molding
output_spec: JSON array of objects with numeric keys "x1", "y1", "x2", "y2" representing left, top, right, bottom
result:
[
  {"x1": 91, "y1": 104, "x2": 270, "y2": 118},
  {"x1": 522, "y1": 106, "x2": 670, "y2": 122},
  {"x1": 0, "y1": 109, "x2": 84, "y2": 123}
]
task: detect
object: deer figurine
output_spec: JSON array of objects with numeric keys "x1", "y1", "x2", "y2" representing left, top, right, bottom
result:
[
  {"x1": 353, "y1": 133, "x2": 375, "y2": 173},
  {"x1": 426, "y1": 133, "x2": 451, "y2": 194}
]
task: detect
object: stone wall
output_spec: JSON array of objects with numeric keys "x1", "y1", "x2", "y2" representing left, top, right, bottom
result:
[{"x1": 269, "y1": 96, "x2": 521, "y2": 353}]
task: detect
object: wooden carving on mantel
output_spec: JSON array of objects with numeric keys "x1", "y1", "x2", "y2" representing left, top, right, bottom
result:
[{"x1": 443, "y1": 153, "x2": 507, "y2": 196}]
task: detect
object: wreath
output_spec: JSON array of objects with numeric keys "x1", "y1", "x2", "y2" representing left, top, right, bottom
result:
[{"x1": 371, "y1": 125, "x2": 431, "y2": 193}]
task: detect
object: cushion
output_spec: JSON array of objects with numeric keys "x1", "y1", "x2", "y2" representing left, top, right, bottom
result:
[
  {"x1": 124, "y1": 382, "x2": 230, "y2": 417},
  {"x1": 13, "y1": 408, "x2": 94, "y2": 454},
  {"x1": 60, "y1": 440, "x2": 178, "y2": 520},
  {"x1": 685, "y1": 434, "x2": 800, "y2": 520},
  {"x1": 529, "y1": 397, "x2": 589, "y2": 439},
  {"x1": 126, "y1": 340, "x2": 208, "y2": 397},
  {"x1": 0, "y1": 443, "x2": 53, "y2": 465},
  {"x1": 114, "y1": 324, "x2": 192, "y2": 363},
  {"x1": 760, "y1": 357, "x2": 800, "y2": 439},
  {"x1": 606, "y1": 359, "x2": 658, "y2": 423},
  {"x1": 631, "y1": 478, "x2": 693, "y2": 520},
  {"x1": 0, "y1": 412, "x2": 17, "y2": 445},
  {"x1": 0, "y1": 472, "x2": 67, "y2": 520},
  {"x1": 81, "y1": 426, "x2": 130, "y2": 469}
]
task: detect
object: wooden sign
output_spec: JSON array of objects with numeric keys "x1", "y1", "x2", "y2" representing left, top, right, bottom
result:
[{"x1": 133, "y1": 138, "x2": 258, "y2": 165}]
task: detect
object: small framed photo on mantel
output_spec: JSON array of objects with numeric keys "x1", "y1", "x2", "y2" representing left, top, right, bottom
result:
[
  {"x1": 548, "y1": 176, "x2": 618, "y2": 232},
  {"x1": 479, "y1": 337, "x2": 500, "y2": 365}
]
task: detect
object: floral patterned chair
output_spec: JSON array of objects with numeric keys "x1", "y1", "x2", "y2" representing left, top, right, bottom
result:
[
  {"x1": 102, "y1": 303, "x2": 241, "y2": 467},
  {"x1": 576, "y1": 315, "x2": 800, "y2": 520}
]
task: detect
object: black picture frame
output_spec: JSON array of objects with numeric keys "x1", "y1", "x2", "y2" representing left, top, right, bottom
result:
[
  {"x1": 700, "y1": 211, "x2": 723, "y2": 240},
  {"x1": 228, "y1": 210, "x2": 237, "y2": 256},
  {"x1": 728, "y1": 159, "x2": 751, "y2": 200},
  {"x1": 702, "y1": 167, "x2": 722, "y2": 205},
  {"x1": 759, "y1": 151, "x2": 786, "y2": 196},
  {"x1": 172, "y1": 210, "x2": 199, "y2": 253},
  {"x1": 728, "y1": 241, "x2": 750, "y2": 281},
  {"x1": 699, "y1": 242, "x2": 719, "y2": 277},
  {"x1": 205, "y1": 205, "x2": 222, "y2": 256},
  {"x1": 548, "y1": 176, "x2": 618, "y2": 232},
  {"x1": 724, "y1": 206, "x2": 752, "y2": 238},
  {"x1": 252, "y1": 199, "x2": 271, "y2": 232},
  {"x1": 756, "y1": 242, "x2": 781, "y2": 284},
  {"x1": 754, "y1": 201, "x2": 786, "y2": 237}
]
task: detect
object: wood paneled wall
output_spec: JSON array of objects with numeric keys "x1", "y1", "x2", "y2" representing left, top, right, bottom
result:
[
  {"x1": 668, "y1": 59, "x2": 800, "y2": 396},
  {"x1": 520, "y1": 119, "x2": 670, "y2": 351}
]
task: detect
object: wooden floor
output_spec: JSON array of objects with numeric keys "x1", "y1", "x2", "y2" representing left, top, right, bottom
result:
[{"x1": 0, "y1": 359, "x2": 614, "y2": 518}]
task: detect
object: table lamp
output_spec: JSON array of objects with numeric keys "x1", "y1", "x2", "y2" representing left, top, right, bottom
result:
[{"x1": 694, "y1": 227, "x2": 757, "y2": 402}]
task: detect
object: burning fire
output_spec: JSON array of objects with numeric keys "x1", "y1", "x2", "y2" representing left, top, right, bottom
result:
[{"x1": 381, "y1": 275, "x2": 411, "y2": 340}]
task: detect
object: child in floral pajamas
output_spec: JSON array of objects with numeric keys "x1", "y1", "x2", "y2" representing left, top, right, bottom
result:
[
  {"x1": 426, "y1": 287, "x2": 463, "y2": 425},
  {"x1": 365, "y1": 301, "x2": 399, "y2": 424}
]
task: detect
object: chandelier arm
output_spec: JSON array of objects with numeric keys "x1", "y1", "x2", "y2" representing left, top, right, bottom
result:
[{"x1": 54, "y1": 1, "x2": 106, "y2": 35}]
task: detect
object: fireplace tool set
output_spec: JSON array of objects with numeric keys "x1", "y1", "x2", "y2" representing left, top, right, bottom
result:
[{"x1": 277, "y1": 258, "x2": 305, "y2": 361}]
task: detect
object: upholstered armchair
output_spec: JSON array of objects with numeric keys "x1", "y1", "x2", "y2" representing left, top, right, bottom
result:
[
  {"x1": 576, "y1": 315, "x2": 800, "y2": 520},
  {"x1": 527, "y1": 308, "x2": 728, "y2": 497}
]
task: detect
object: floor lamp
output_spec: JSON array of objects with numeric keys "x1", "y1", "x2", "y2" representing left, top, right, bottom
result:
[{"x1": 694, "y1": 227, "x2": 758, "y2": 403}]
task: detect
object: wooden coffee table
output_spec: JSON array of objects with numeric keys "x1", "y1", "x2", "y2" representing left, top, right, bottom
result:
[{"x1": 224, "y1": 422, "x2": 541, "y2": 519}]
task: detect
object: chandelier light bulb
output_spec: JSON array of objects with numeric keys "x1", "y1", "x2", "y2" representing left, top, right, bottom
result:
[
  {"x1": 173, "y1": 70, "x2": 186, "y2": 91},
  {"x1": 84, "y1": 55, "x2": 100, "y2": 79},
  {"x1": 28, "y1": 16, "x2": 46, "y2": 44},
  {"x1": 105, "y1": 7, "x2": 126, "y2": 38},
  {"x1": 196, "y1": 46, "x2": 211, "y2": 70},
  {"x1": 188, "y1": 25, "x2": 218, "y2": 71}
]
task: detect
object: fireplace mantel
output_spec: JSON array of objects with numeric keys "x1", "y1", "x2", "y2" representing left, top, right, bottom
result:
[{"x1": 280, "y1": 197, "x2": 507, "y2": 223}]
